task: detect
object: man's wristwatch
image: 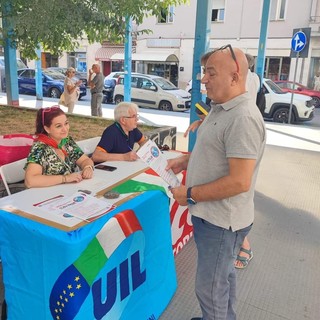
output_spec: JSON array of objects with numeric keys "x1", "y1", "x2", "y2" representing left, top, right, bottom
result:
[{"x1": 187, "y1": 187, "x2": 197, "y2": 205}]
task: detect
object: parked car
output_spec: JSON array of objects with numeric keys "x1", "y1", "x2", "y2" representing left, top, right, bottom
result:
[
  {"x1": 102, "y1": 78, "x2": 116, "y2": 103},
  {"x1": 185, "y1": 79, "x2": 192, "y2": 93},
  {"x1": 184, "y1": 77, "x2": 314, "y2": 123},
  {"x1": 263, "y1": 78, "x2": 315, "y2": 123},
  {"x1": 103, "y1": 71, "x2": 138, "y2": 103},
  {"x1": 104, "y1": 71, "x2": 125, "y2": 80},
  {"x1": 16, "y1": 68, "x2": 86, "y2": 99},
  {"x1": 46, "y1": 67, "x2": 88, "y2": 87},
  {"x1": 114, "y1": 73, "x2": 191, "y2": 111},
  {"x1": 274, "y1": 80, "x2": 320, "y2": 108},
  {"x1": 0, "y1": 56, "x2": 28, "y2": 92}
]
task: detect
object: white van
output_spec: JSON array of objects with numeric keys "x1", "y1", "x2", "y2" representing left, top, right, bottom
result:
[{"x1": 113, "y1": 73, "x2": 191, "y2": 111}]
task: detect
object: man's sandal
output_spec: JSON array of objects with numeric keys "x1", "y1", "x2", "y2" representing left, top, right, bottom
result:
[{"x1": 235, "y1": 248, "x2": 253, "y2": 269}]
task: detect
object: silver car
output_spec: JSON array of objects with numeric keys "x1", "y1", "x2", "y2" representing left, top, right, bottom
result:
[{"x1": 114, "y1": 73, "x2": 191, "y2": 111}]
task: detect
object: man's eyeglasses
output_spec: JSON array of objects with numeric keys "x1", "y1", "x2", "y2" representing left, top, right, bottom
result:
[
  {"x1": 213, "y1": 44, "x2": 239, "y2": 73},
  {"x1": 42, "y1": 106, "x2": 60, "y2": 126},
  {"x1": 124, "y1": 114, "x2": 140, "y2": 120}
]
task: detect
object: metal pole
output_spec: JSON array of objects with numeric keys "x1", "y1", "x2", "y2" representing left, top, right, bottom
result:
[
  {"x1": 35, "y1": 46, "x2": 43, "y2": 100},
  {"x1": 288, "y1": 52, "x2": 299, "y2": 124},
  {"x1": 256, "y1": 0, "x2": 271, "y2": 86},
  {"x1": 2, "y1": 1, "x2": 19, "y2": 106},
  {"x1": 188, "y1": 0, "x2": 212, "y2": 152},
  {"x1": 124, "y1": 16, "x2": 132, "y2": 102}
]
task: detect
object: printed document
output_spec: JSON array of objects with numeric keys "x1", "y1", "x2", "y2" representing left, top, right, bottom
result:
[
  {"x1": 136, "y1": 140, "x2": 180, "y2": 188},
  {"x1": 33, "y1": 192, "x2": 115, "y2": 222}
]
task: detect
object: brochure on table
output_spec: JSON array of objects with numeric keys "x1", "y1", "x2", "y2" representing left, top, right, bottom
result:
[{"x1": 33, "y1": 192, "x2": 115, "y2": 222}]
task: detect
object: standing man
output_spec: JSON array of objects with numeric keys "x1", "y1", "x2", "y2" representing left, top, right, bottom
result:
[
  {"x1": 88, "y1": 63, "x2": 104, "y2": 117},
  {"x1": 167, "y1": 45, "x2": 266, "y2": 320}
]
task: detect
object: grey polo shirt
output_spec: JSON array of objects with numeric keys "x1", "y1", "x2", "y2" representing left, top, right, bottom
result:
[
  {"x1": 186, "y1": 93, "x2": 266, "y2": 231},
  {"x1": 90, "y1": 72, "x2": 104, "y2": 94}
]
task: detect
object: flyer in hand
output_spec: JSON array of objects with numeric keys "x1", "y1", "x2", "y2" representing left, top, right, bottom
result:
[{"x1": 136, "y1": 139, "x2": 180, "y2": 188}]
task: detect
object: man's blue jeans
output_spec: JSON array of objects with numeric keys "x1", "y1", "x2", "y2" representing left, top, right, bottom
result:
[{"x1": 192, "y1": 215, "x2": 252, "y2": 320}]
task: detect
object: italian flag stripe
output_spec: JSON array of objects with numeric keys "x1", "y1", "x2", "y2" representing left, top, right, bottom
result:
[
  {"x1": 96, "y1": 217, "x2": 127, "y2": 257},
  {"x1": 114, "y1": 210, "x2": 142, "y2": 237},
  {"x1": 73, "y1": 210, "x2": 142, "y2": 285},
  {"x1": 74, "y1": 237, "x2": 108, "y2": 285}
]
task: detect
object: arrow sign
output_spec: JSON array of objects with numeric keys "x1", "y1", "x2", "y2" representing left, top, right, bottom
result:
[{"x1": 291, "y1": 31, "x2": 306, "y2": 52}]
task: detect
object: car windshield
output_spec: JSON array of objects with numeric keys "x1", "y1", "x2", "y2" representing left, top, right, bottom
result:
[
  {"x1": 153, "y1": 78, "x2": 177, "y2": 90},
  {"x1": 265, "y1": 79, "x2": 286, "y2": 94},
  {"x1": 0, "y1": 57, "x2": 27, "y2": 69},
  {"x1": 17, "y1": 60, "x2": 27, "y2": 69},
  {"x1": 104, "y1": 79, "x2": 116, "y2": 87},
  {"x1": 43, "y1": 70, "x2": 65, "y2": 81}
]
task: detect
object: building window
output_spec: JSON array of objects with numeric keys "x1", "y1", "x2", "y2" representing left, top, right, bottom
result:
[
  {"x1": 157, "y1": 5, "x2": 174, "y2": 23},
  {"x1": 41, "y1": 53, "x2": 58, "y2": 68},
  {"x1": 211, "y1": 0, "x2": 225, "y2": 22},
  {"x1": 270, "y1": 0, "x2": 286, "y2": 21}
]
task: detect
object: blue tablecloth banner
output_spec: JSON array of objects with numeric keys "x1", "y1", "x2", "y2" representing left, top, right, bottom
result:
[{"x1": 0, "y1": 191, "x2": 177, "y2": 320}]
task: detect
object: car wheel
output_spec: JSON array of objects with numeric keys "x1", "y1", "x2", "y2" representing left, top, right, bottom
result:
[
  {"x1": 311, "y1": 96, "x2": 320, "y2": 108},
  {"x1": 273, "y1": 107, "x2": 295, "y2": 123},
  {"x1": 49, "y1": 88, "x2": 62, "y2": 99},
  {"x1": 159, "y1": 101, "x2": 173, "y2": 111},
  {"x1": 114, "y1": 95, "x2": 124, "y2": 105}
]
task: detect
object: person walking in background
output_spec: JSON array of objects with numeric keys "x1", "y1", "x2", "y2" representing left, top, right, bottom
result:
[
  {"x1": 313, "y1": 72, "x2": 320, "y2": 91},
  {"x1": 63, "y1": 67, "x2": 82, "y2": 113},
  {"x1": 88, "y1": 64, "x2": 104, "y2": 117},
  {"x1": 24, "y1": 106, "x2": 94, "y2": 188},
  {"x1": 167, "y1": 46, "x2": 266, "y2": 320},
  {"x1": 92, "y1": 102, "x2": 146, "y2": 163}
]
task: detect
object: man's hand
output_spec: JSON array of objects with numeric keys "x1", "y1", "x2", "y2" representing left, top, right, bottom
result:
[
  {"x1": 123, "y1": 151, "x2": 138, "y2": 161},
  {"x1": 183, "y1": 120, "x2": 202, "y2": 137},
  {"x1": 169, "y1": 185, "x2": 188, "y2": 206},
  {"x1": 166, "y1": 154, "x2": 189, "y2": 174}
]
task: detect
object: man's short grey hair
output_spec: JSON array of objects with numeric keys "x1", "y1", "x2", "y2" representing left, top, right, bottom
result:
[
  {"x1": 114, "y1": 102, "x2": 139, "y2": 122},
  {"x1": 245, "y1": 53, "x2": 255, "y2": 69}
]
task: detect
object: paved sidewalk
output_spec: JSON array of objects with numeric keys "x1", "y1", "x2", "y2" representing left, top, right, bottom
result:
[
  {"x1": 1, "y1": 92, "x2": 320, "y2": 153},
  {"x1": 1, "y1": 94, "x2": 320, "y2": 319}
]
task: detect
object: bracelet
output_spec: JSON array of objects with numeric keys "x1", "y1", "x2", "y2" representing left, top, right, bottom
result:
[
  {"x1": 62, "y1": 175, "x2": 66, "y2": 184},
  {"x1": 83, "y1": 165, "x2": 94, "y2": 171}
]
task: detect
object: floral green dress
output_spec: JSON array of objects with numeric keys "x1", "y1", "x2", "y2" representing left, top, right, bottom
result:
[{"x1": 26, "y1": 136, "x2": 84, "y2": 175}]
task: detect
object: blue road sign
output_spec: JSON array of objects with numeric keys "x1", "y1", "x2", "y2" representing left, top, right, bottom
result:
[{"x1": 291, "y1": 31, "x2": 306, "y2": 53}]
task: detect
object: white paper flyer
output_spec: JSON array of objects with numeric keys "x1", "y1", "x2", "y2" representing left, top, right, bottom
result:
[
  {"x1": 136, "y1": 139, "x2": 180, "y2": 188},
  {"x1": 33, "y1": 192, "x2": 115, "y2": 222}
]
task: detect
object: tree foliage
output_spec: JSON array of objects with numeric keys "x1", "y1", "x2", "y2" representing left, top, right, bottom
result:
[{"x1": 0, "y1": 0, "x2": 189, "y2": 59}]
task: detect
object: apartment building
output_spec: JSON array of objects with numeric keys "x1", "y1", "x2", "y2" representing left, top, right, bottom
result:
[
  {"x1": 112, "y1": 0, "x2": 320, "y2": 89},
  {"x1": 25, "y1": 0, "x2": 320, "y2": 90}
]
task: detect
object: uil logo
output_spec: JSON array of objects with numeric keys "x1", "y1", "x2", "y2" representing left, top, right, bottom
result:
[{"x1": 49, "y1": 210, "x2": 146, "y2": 320}]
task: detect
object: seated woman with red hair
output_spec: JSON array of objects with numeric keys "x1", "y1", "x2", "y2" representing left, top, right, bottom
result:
[{"x1": 25, "y1": 106, "x2": 94, "y2": 188}]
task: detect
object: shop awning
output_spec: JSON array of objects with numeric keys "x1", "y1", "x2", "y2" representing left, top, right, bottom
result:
[
  {"x1": 111, "y1": 51, "x2": 179, "y2": 62},
  {"x1": 95, "y1": 47, "x2": 125, "y2": 61}
]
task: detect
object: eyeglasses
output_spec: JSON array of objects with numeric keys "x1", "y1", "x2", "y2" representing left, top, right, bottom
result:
[
  {"x1": 42, "y1": 106, "x2": 60, "y2": 126},
  {"x1": 213, "y1": 44, "x2": 239, "y2": 73},
  {"x1": 124, "y1": 114, "x2": 139, "y2": 120}
]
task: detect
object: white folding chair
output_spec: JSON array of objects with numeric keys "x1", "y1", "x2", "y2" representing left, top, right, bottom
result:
[
  {"x1": 0, "y1": 158, "x2": 27, "y2": 196},
  {"x1": 77, "y1": 136, "x2": 100, "y2": 156}
]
